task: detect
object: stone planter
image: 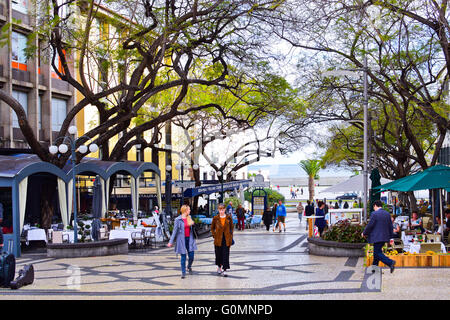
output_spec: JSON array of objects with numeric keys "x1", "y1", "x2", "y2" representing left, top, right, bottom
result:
[
  {"x1": 307, "y1": 237, "x2": 366, "y2": 257},
  {"x1": 47, "y1": 239, "x2": 128, "y2": 258}
]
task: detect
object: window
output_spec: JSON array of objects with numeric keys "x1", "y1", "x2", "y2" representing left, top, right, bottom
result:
[
  {"x1": 12, "y1": 90, "x2": 28, "y2": 128},
  {"x1": 11, "y1": 0, "x2": 27, "y2": 14},
  {"x1": 11, "y1": 31, "x2": 28, "y2": 65},
  {"x1": 51, "y1": 97, "x2": 67, "y2": 131}
]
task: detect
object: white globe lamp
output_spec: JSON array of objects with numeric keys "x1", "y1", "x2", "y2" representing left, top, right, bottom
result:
[
  {"x1": 58, "y1": 144, "x2": 69, "y2": 154},
  {"x1": 89, "y1": 144, "x2": 99, "y2": 153},
  {"x1": 68, "y1": 125, "x2": 77, "y2": 135},
  {"x1": 78, "y1": 145, "x2": 88, "y2": 154},
  {"x1": 49, "y1": 145, "x2": 58, "y2": 154}
]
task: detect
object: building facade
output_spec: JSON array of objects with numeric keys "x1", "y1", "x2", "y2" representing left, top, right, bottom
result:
[{"x1": 0, "y1": 0, "x2": 75, "y2": 150}]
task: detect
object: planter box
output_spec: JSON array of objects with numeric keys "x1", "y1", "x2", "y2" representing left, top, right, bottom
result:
[
  {"x1": 366, "y1": 254, "x2": 450, "y2": 267},
  {"x1": 307, "y1": 237, "x2": 366, "y2": 257},
  {"x1": 47, "y1": 239, "x2": 128, "y2": 258}
]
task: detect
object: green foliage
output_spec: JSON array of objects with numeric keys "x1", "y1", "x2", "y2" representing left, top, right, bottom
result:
[
  {"x1": 322, "y1": 220, "x2": 367, "y2": 243},
  {"x1": 298, "y1": 159, "x2": 322, "y2": 179},
  {"x1": 244, "y1": 188, "x2": 285, "y2": 205},
  {"x1": 223, "y1": 196, "x2": 241, "y2": 208}
]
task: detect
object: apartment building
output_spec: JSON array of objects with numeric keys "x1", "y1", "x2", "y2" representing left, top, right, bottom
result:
[{"x1": 0, "y1": 0, "x2": 75, "y2": 150}]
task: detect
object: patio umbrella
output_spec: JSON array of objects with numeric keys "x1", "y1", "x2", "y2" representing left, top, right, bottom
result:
[
  {"x1": 91, "y1": 176, "x2": 103, "y2": 241},
  {"x1": 375, "y1": 164, "x2": 450, "y2": 235},
  {"x1": 374, "y1": 165, "x2": 450, "y2": 193}
]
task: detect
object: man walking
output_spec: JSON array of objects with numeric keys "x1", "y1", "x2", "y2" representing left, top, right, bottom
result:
[
  {"x1": 296, "y1": 201, "x2": 304, "y2": 225},
  {"x1": 304, "y1": 200, "x2": 314, "y2": 230},
  {"x1": 276, "y1": 200, "x2": 287, "y2": 232},
  {"x1": 362, "y1": 200, "x2": 396, "y2": 273}
]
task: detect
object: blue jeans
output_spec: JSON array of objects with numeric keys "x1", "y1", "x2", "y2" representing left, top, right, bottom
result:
[
  {"x1": 180, "y1": 237, "x2": 194, "y2": 275},
  {"x1": 373, "y1": 242, "x2": 394, "y2": 267}
]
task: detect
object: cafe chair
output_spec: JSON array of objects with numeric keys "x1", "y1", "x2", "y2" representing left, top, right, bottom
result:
[
  {"x1": 144, "y1": 227, "x2": 157, "y2": 248},
  {"x1": 46, "y1": 229, "x2": 53, "y2": 243},
  {"x1": 52, "y1": 231, "x2": 63, "y2": 244},
  {"x1": 62, "y1": 233, "x2": 70, "y2": 243},
  {"x1": 99, "y1": 228, "x2": 109, "y2": 241},
  {"x1": 426, "y1": 234, "x2": 441, "y2": 243},
  {"x1": 131, "y1": 230, "x2": 145, "y2": 249}
]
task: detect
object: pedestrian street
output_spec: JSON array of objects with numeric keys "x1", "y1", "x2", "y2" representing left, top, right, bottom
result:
[{"x1": 0, "y1": 212, "x2": 448, "y2": 300}]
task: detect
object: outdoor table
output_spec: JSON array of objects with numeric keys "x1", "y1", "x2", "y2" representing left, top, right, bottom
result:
[
  {"x1": 109, "y1": 229, "x2": 133, "y2": 244},
  {"x1": 406, "y1": 242, "x2": 447, "y2": 254},
  {"x1": 25, "y1": 228, "x2": 47, "y2": 245},
  {"x1": 101, "y1": 218, "x2": 126, "y2": 230}
]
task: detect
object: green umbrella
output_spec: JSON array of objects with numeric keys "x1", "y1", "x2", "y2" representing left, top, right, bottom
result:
[
  {"x1": 375, "y1": 165, "x2": 449, "y2": 235},
  {"x1": 374, "y1": 165, "x2": 450, "y2": 192}
]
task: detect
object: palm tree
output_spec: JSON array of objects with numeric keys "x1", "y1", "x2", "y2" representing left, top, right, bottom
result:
[{"x1": 298, "y1": 160, "x2": 322, "y2": 202}]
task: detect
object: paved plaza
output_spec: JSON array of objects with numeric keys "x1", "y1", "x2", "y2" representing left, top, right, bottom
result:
[{"x1": 0, "y1": 212, "x2": 448, "y2": 300}]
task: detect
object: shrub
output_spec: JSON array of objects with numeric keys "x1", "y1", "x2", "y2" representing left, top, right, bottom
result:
[
  {"x1": 244, "y1": 189, "x2": 285, "y2": 205},
  {"x1": 322, "y1": 220, "x2": 367, "y2": 243}
]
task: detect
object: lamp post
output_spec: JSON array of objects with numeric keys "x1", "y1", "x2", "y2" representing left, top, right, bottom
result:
[
  {"x1": 165, "y1": 164, "x2": 172, "y2": 218},
  {"x1": 322, "y1": 63, "x2": 369, "y2": 223},
  {"x1": 217, "y1": 171, "x2": 224, "y2": 204},
  {"x1": 49, "y1": 125, "x2": 98, "y2": 243},
  {"x1": 175, "y1": 152, "x2": 186, "y2": 207}
]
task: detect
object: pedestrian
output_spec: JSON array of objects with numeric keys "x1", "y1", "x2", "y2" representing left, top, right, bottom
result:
[
  {"x1": 314, "y1": 201, "x2": 327, "y2": 237},
  {"x1": 262, "y1": 208, "x2": 273, "y2": 231},
  {"x1": 305, "y1": 200, "x2": 314, "y2": 230},
  {"x1": 296, "y1": 201, "x2": 304, "y2": 224},
  {"x1": 236, "y1": 204, "x2": 246, "y2": 231},
  {"x1": 211, "y1": 203, "x2": 234, "y2": 277},
  {"x1": 276, "y1": 200, "x2": 287, "y2": 232},
  {"x1": 226, "y1": 201, "x2": 234, "y2": 215},
  {"x1": 271, "y1": 203, "x2": 278, "y2": 232},
  {"x1": 362, "y1": 200, "x2": 396, "y2": 273},
  {"x1": 167, "y1": 205, "x2": 198, "y2": 279},
  {"x1": 343, "y1": 201, "x2": 349, "y2": 209}
]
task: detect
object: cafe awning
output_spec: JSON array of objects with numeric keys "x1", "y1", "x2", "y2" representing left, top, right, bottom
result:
[{"x1": 184, "y1": 180, "x2": 252, "y2": 198}]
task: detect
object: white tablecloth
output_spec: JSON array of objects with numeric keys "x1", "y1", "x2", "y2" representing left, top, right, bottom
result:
[
  {"x1": 407, "y1": 242, "x2": 447, "y2": 254},
  {"x1": 26, "y1": 228, "x2": 47, "y2": 244},
  {"x1": 109, "y1": 229, "x2": 142, "y2": 244}
]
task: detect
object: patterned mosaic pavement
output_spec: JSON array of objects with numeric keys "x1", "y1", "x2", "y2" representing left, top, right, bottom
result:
[{"x1": 0, "y1": 212, "x2": 448, "y2": 300}]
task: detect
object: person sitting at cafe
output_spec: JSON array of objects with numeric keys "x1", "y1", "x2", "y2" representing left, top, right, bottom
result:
[
  {"x1": 410, "y1": 211, "x2": 425, "y2": 233},
  {"x1": 391, "y1": 215, "x2": 401, "y2": 238},
  {"x1": 434, "y1": 216, "x2": 445, "y2": 235}
]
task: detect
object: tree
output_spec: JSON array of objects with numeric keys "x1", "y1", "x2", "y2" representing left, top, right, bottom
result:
[
  {"x1": 298, "y1": 159, "x2": 322, "y2": 201},
  {"x1": 0, "y1": 0, "x2": 286, "y2": 228},
  {"x1": 270, "y1": 0, "x2": 449, "y2": 175}
]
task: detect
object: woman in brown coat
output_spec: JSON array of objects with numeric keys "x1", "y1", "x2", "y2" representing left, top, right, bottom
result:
[{"x1": 211, "y1": 203, "x2": 234, "y2": 277}]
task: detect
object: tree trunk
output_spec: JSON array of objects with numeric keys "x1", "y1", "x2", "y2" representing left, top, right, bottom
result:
[{"x1": 308, "y1": 175, "x2": 315, "y2": 202}]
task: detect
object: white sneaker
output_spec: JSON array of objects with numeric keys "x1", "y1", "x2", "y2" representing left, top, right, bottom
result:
[
  {"x1": 217, "y1": 267, "x2": 222, "y2": 275},
  {"x1": 221, "y1": 270, "x2": 228, "y2": 277}
]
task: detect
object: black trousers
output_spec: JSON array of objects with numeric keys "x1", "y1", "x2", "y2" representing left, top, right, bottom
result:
[{"x1": 215, "y1": 233, "x2": 230, "y2": 270}]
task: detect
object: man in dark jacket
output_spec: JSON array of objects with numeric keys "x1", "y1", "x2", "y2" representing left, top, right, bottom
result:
[
  {"x1": 304, "y1": 200, "x2": 314, "y2": 230},
  {"x1": 363, "y1": 200, "x2": 396, "y2": 273}
]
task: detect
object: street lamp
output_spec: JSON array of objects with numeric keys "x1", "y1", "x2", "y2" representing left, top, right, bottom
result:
[
  {"x1": 322, "y1": 63, "x2": 369, "y2": 223},
  {"x1": 165, "y1": 164, "x2": 172, "y2": 218},
  {"x1": 217, "y1": 171, "x2": 224, "y2": 203},
  {"x1": 49, "y1": 125, "x2": 98, "y2": 243}
]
